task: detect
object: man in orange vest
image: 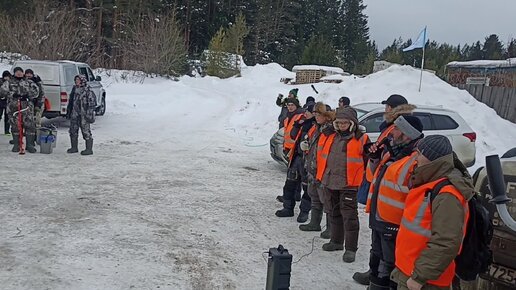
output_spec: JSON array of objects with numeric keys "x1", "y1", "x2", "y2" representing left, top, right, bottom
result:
[
  {"x1": 391, "y1": 135, "x2": 473, "y2": 290},
  {"x1": 317, "y1": 107, "x2": 369, "y2": 263},
  {"x1": 366, "y1": 115, "x2": 424, "y2": 290},
  {"x1": 299, "y1": 102, "x2": 335, "y2": 235},
  {"x1": 275, "y1": 98, "x2": 311, "y2": 218},
  {"x1": 276, "y1": 88, "x2": 299, "y2": 128},
  {"x1": 354, "y1": 95, "x2": 416, "y2": 286}
]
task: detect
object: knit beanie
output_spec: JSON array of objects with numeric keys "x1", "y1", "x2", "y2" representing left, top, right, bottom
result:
[
  {"x1": 417, "y1": 135, "x2": 453, "y2": 161},
  {"x1": 393, "y1": 115, "x2": 423, "y2": 140},
  {"x1": 285, "y1": 97, "x2": 300, "y2": 108},
  {"x1": 335, "y1": 106, "x2": 358, "y2": 125},
  {"x1": 289, "y1": 88, "x2": 299, "y2": 97}
]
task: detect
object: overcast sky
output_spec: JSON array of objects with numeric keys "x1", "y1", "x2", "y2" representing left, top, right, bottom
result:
[{"x1": 363, "y1": 0, "x2": 516, "y2": 50}]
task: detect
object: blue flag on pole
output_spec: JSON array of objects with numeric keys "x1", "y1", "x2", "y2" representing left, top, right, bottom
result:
[{"x1": 403, "y1": 27, "x2": 427, "y2": 52}]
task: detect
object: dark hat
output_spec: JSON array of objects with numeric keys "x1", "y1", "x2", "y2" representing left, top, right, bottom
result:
[
  {"x1": 335, "y1": 106, "x2": 358, "y2": 124},
  {"x1": 285, "y1": 97, "x2": 300, "y2": 108},
  {"x1": 339, "y1": 96, "x2": 350, "y2": 106},
  {"x1": 393, "y1": 115, "x2": 423, "y2": 140},
  {"x1": 25, "y1": 69, "x2": 34, "y2": 75},
  {"x1": 289, "y1": 88, "x2": 299, "y2": 97},
  {"x1": 303, "y1": 103, "x2": 315, "y2": 113},
  {"x1": 417, "y1": 135, "x2": 453, "y2": 161},
  {"x1": 2, "y1": 70, "x2": 11, "y2": 78},
  {"x1": 306, "y1": 96, "x2": 315, "y2": 104},
  {"x1": 13, "y1": 67, "x2": 23, "y2": 73},
  {"x1": 381, "y1": 94, "x2": 408, "y2": 108}
]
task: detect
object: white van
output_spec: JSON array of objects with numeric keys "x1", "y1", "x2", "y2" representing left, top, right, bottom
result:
[{"x1": 11, "y1": 60, "x2": 106, "y2": 118}]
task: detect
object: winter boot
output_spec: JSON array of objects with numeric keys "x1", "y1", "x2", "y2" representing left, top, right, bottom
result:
[
  {"x1": 297, "y1": 211, "x2": 309, "y2": 223},
  {"x1": 320, "y1": 214, "x2": 331, "y2": 239},
  {"x1": 352, "y1": 269, "x2": 371, "y2": 286},
  {"x1": 25, "y1": 135, "x2": 37, "y2": 153},
  {"x1": 368, "y1": 276, "x2": 391, "y2": 290},
  {"x1": 342, "y1": 250, "x2": 356, "y2": 263},
  {"x1": 11, "y1": 134, "x2": 20, "y2": 152},
  {"x1": 276, "y1": 195, "x2": 284, "y2": 203},
  {"x1": 67, "y1": 137, "x2": 79, "y2": 153},
  {"x1": 9, "y1": 139, "x2": 14, "y2": 144},
  {"x1": 299, "y1": 208, "x2": 323, "y2": 231},
  {"x1": 275, "y1": 208, "x2": 294, "y2": 217},
  {"x1": 81, "y1": 139, "x2": 93, "y2": 155},
  {"x1": 322, "y1": 241, "x2": 344, "y2": 251}
]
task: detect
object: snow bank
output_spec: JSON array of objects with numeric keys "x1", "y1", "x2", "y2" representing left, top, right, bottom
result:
[{"x1": 448, "y1": 57, "x2": 516, "y2": 68}]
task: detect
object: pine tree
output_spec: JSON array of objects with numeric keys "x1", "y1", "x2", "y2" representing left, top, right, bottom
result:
[
  {"x1": 338, "y1": 0, "x2": 371, "y2": 72},
  {"x1": 506, "y1": 39, "x2": 516, "y2": 58},
  {"x1": 483, "y1": 34, "x2": 504, "y2": 60},
  {"x1": 300, "y1": 35, "x2": 337, "y2": 66}
]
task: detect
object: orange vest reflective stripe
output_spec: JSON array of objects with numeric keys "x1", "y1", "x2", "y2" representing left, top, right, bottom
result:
[
  {"x1": 375, "y1": 152, "x2": 417, "y2": 224},
  {"x1": 283, "y1": 113, "x2": 303, "y2": 151},
  {"x1": 366, "y1": 151, "x2": 392, "y2": 213},
  {"x1": 315, "y1": 133, "x2": 368, "y2": 186},
  {"x1": 395, "y1": 178, "x2": 469, "y2": 287},
  {"x1": 365, "y1": 125, "x2": 395, "y2": 182}
]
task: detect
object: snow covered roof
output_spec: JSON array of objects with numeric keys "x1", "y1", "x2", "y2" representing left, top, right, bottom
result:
[
  {"x1": 320, "y1": 73, "x2": 350, "y2": 81},
  {"x1": 447, "y1": 58, "x2": 516, "y2": 68},
  {"x1": 292, "y1": 65, "x2": 344, "y2": 74}
]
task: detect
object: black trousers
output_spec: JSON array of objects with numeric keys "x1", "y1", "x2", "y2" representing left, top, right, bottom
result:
[
  {"x1": 282, "y1": 155, "x2": 311, "y2": 212},
  {"x1": 369, "y1": 229, "x2": 397, "y2": 287}
]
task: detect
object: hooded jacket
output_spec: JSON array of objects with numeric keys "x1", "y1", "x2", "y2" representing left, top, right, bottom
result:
[{"x1": 392, "y1": 153, "x2": 474, "y2": 286}]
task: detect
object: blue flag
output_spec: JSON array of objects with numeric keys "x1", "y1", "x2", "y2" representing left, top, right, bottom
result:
[{"x1": 403, "y1": 27, "x2": 427, "y2": 52}]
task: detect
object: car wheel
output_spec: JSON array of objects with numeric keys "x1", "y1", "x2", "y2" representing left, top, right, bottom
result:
[{"x1": 96, "y1": 96, "x2": 106, "y2": 116}]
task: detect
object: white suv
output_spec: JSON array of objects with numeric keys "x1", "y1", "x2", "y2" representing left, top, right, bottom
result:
[{"x1": 355, "y1": 103, "x2": 476, "y2": 167}]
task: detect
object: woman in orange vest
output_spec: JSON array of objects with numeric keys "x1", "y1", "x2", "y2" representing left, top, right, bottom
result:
[
  {"x1": 317, "y1": 106, "x2": 369, "y2": 263},
  {"x1": 391, "y1": 135, "x2": 473, "y2": 290}
]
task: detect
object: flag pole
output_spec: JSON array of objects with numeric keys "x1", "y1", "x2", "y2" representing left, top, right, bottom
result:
[{"x1": 418, "y1": 27, "x2": 427, "y2": 92}]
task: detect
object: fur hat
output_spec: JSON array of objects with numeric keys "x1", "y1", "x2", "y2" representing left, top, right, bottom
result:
[
  {"x1": 314, "y1": 102, "x2": 335, "y2": 121},
  {"x1": 384, "y1": 104, "x2": 417, "y2": 124}
]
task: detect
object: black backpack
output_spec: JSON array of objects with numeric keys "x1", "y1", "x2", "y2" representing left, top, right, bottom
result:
[{"x1": 430, "y1": 180, "x2": 493, "y2": 281}]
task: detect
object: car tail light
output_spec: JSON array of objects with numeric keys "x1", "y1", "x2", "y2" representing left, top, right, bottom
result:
[
  {"x1": 60, "y1": 92, "x2": 68, "y2": 102},
  {"x1": 463, "y1": 132, "x2": 476, "y2": 142}
]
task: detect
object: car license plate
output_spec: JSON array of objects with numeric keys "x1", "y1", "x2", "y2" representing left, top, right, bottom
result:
[{"x1": 486, "y1": 263, "x2": 516, "y2": 286}]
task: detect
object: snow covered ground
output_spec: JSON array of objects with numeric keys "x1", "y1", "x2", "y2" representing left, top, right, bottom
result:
[{"x1": 1, "y1": 63, "x2": 515, "y2": 290}]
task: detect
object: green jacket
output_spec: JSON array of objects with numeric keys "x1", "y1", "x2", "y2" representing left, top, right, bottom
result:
[{"x1": 406, "y1": 153, "x2": 475, "y2": 285}]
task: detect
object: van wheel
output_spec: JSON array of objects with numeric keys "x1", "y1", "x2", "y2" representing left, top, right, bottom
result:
[{"x1": 96, "y1": 96, "x2": 106, "y2": 116}]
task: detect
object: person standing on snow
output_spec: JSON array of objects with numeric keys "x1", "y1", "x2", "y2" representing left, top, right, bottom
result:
[
  {"x1": 317, "y1": 106, "x2": 369, "y2": 263},
  {"x1": 276, "y1": 88, "x2": 299, "y2": 128},
  {"x1": 0, "y1": 67, "x2": 39, "y2": 153},
  {"x1": 24, "y1": 69, "x2": 45, "y2": 130},
  {"x1": 275, "y1": 97, "x2": 305, "y2": 218},
  {"x1": 354, "y1": 94, "x2": 416, "y2": 286},
  {"x1": 364, "y1": 115, "x2": 424, "y2": 290},
  {"x1": 299, "y1": 102, "x2": 335, "y2": 238},
  {"x1": 0, "y1": 70, "x2": 11, "y2": 135},
  {"x1": 391, "y1": 135, "x2": 473, "y2": 290},
  {"x1": 66, "y1": 75, "x2": 96, "y2": 155}
]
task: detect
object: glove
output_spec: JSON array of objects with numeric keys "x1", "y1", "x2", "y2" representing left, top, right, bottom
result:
[{"x1": 300, "y1": 140, "x2": 309, "y2": 151}]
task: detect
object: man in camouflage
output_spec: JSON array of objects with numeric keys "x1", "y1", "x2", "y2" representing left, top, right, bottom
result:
[
  {"x1": 0, "y1": 67, "x2": 40, "y2": 153},
  {"x1": 66, "y1": 75, "x2": 96, "y2": 155},
  {"x1": 25, "y1": 69, "x2": 45, "y2": 129}
]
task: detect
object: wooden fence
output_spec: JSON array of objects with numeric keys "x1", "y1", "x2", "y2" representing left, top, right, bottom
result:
[{"x1": 457, "y1": 84, "x2": 516, "y2": 123}]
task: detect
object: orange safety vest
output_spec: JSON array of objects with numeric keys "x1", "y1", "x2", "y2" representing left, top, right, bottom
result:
[
  {"x1": 307, "y1": 125, "x2": 317, "y2": 140},
  {"x1": 283, "y1": 113, "x2": 304, "y2": 151},
  {"x1": 315, "y1": 133, "x2": 368, "y2": 186},
  {"x1": 365, "y1": 125, "x2": 395, "y2": 182},
  {"x1": 395, "y1": 178, "x2": 469, "y2": 287},
  {"x1": 365, "y1": 151, "x2": 418, "y2": 223}
]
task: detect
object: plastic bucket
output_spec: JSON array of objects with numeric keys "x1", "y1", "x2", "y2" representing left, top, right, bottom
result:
[
  {"x1": 40, "y1": 134, "x2": 55, "y2": 154},
  {"x1": 37, "y1": 127, "x2": 57, "y2": 148}
]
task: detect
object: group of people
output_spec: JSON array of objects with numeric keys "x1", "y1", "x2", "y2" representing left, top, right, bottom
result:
[
  {"x1": 0, "y1": 67, "x2": 96, "y2": 155},
  {"x1": 275, "y1": 91, "x2": 474, "y2": 290}
]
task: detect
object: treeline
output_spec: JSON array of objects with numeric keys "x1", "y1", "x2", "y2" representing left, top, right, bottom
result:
[
  {"x1": 380, "y1": 34, "x2": 516, "y2": 78},
  {"x1": 0, "y1": 0, "x2": 374, "y2": 76}
]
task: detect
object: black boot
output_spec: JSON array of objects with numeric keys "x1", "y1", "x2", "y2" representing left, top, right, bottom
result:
[
  {"x1": 275, "y1": 208, "x2": 294, "y2": 217},
  {"x1": 320, "y1": 214, "x2": 331, "y2": 239},
  {"x1": 296, "y1": 211, "x2": 309, "y2": 223},
  {"x1": 11, "y1": 134, "x2": 19, "y2": 152},
  {"x1": 299, "y1": 208, "x2": 323, "y2": 231},
  {"x1": 369, "y1": 276, "x2": 391, "y2": 290},
  {"x1": 81, "y1": 139, "x2": 93, "y2": 155},
  {"x1": 276, "y1": 195, "x2": 284, "y2": 203},
  {"x1": 26, "y1": 135, "x2": 37, "y2": 153},
  {"x1": 67, "y1": 137, "x2": 78, "y2": 153},
  {"x1": 352, "y1": 269, "x2": 371, "y2": 286}
]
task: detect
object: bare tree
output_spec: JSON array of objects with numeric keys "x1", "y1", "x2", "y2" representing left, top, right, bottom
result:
[{"x1": 121, "y1": 11, "x2": 187, "y2": 76}]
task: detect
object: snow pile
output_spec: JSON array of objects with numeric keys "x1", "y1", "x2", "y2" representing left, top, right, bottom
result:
[{"x1": 448, "y1": 57, "x2": 516, "y2": 68}]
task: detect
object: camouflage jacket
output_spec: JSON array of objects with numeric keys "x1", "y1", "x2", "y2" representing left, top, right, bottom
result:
[
  {"x1": 0, "y1": 77, "x2": 39, "y2": 103},
  {"x1": 70, "y1": 85, "x2": 97, "y2": 123}
]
